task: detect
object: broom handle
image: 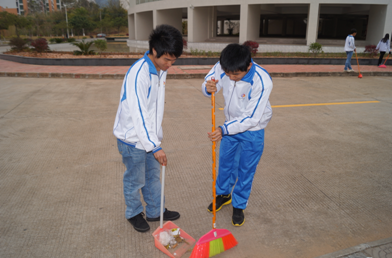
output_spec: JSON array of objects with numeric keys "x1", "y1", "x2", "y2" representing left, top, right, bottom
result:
[
  {"x1": 160, "y1": 165, "x2": 165, "y2": 229},
  {"x1": 383, "y1": 54, "x2": 389, "y2": 65},
  {"x1": 355, "y1": 51, "x2": 361, "y2": 74},
  {"x1": 211, "y1": 77, "x2": 217, "y2": 229}
]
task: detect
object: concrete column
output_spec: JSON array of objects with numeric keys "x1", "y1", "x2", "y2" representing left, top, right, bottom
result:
[
  {"x1": 239, "y1": 3, "x2": 248, "y2": 44},
  {"x1": 153, "y1": 9, "x2": 157, "y2": 29},
  {"x1": 306, "y1": 3, "x2": 319, "y2": 45},
  {"x1": 156, "y1": 8, "x2": 183, "y2": 32},
  {"x1": 135, "y1": 11, "x2": 153, "y2": 40},
  {"x1": 189, "y1": 6, "x2": 210, "y2": 42},
  {"x1": 241, "y1": 4, "x2": 260, "y2": 42},
  {"x1": 367, "y1": 5, "x2": 387, "y2": 45},
  {"x1": 188, "y1": 6, "x2": 194, "y2": 42},
  {"x1": 128, "y1": 14, "x2": 135, "y2": 40},
  {"x1": 212, "y1": 7, "x2": 217, "y2": 38},
  {"x1": 386, "y1": 4, "x2": 392, "y2": 39}
]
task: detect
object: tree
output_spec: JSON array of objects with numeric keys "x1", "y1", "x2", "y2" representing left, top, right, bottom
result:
[
  {"x1": 105, "y1": 0, "x2": 127, "y2": 32},
  {"x1": 6, "y1": 13, "x2": 32, "y2": 37},
  {"x1": 28, "y1": 0, "x2": 44, "y2": 14},
  {"x1": 69, "y1": 7, "x2": 95, "y2": 36},
  {"x1": 0, "y1": 12, "x2": 13, "y2": 39}
]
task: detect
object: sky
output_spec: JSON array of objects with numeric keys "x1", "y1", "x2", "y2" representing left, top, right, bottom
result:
[{"x1": 0, "y1": 0, "x2": 17, "y2": 8}]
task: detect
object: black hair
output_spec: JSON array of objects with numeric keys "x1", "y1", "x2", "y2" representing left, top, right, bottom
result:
[
  {"x1": 149, "y1": 24, "x2": 183, "y2": 58},
  {"x1": 220, "y1": 44, "x2": 252, "y2": 73},
  {"x1": 350, "y1": 28, "x2": 357, "y2": 34},
  {"x1": 382, "y1": 33, "x2": 389, "y2": 43}
]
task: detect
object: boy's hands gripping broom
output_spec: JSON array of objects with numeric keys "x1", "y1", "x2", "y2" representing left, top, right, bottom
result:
[{"x1": 190, "y1": 77, "x2": 238, "y2": 258}]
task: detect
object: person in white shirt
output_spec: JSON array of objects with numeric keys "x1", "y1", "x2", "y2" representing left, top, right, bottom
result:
[
  {"x1": 202, "y1": 44, "x2": 273, "y2": 227},
  {"x1": 376, "y1": 33, "x2": 391, "y2": 66},
  {"x1": 113, "y1": 25, "x2": 183, "y2": 232},
  {"x1": 344, "y1": 29, "x2": 357, "y2": 72}
]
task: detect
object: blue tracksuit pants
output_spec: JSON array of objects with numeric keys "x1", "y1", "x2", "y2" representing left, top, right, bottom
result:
[{"x1": 216, "y1": 129, "x2": 264, "y2": 210}]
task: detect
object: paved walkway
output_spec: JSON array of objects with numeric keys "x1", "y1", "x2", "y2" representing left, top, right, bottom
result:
[
  {"x1": 1, "y1": 59, "x2": 392, "y2": 79},
  {"x1": 1, "y1": 74, "x2": 392, "y2": 258}
]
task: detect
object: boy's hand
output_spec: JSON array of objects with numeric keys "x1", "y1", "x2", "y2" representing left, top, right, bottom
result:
[
  {"x1": 208, "y1": 127, "x2": 222, "y2": 142},
  {"x1": 206, "y1": 79, "x2": 219, "y2": 93},
  {"x1": 154, "y1": 149, "x2": 167, "y2": 166}
]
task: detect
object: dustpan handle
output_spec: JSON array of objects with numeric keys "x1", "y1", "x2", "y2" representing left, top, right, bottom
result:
[
  {"x1": 160, "y1": 165, "x2": 165, "y2": 228},
  {"x1": 211, "y1": 77, "x2": 217, "y2": 229}
]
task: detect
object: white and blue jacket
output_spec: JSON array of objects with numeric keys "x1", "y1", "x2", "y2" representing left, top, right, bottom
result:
[
  {"x1": 376, "y1": 39, "x2": 390, "y2": 52},
  {"x1": 202, "y1": 61, "x2": 273, "y2": 136},
  {"x1": 344, "y1": 35, "x2": 356, "y2": 52},
  {"x1": 113, "y1": 51, "x2": 166, "y2": 153}
]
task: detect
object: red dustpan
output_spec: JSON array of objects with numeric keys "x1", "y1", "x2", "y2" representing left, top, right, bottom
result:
[
  {"x1": 379, "y1": 54, "x2": 389, "y2": 68},
  {"x1": 152, "y1": 166, "x2": 196, "y2": 258}
]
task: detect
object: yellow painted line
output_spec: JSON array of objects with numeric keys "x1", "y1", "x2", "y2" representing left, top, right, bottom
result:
[
  {"x1": 218, "y1": 101, "x2": 379, "y2": 110},
  {"x1": 271, "y1": 101, "x2": 379, "y2": 108}
]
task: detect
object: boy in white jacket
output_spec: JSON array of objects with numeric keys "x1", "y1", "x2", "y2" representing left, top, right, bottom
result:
[
  {"x1": 202, "y1": 44, "x2": 273, "y2": 226},
  {"x1": 113, "y1": 25, "x2": 183, "y2": 232},
  {"x1": 344, "y1": 28, "x2": 357, "y2": 72}
]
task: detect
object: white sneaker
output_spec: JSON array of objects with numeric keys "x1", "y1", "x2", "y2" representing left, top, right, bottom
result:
[{"x1": 349, "y1": 69, "x2": 355, "y2": 72}]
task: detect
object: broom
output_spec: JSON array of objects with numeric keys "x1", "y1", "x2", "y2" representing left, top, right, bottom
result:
[
  {"x1": 190, "y1": 77, "x2": 238, "y2": 258},
  {"x1": 355, "y1": 51, "x2": 363, "y2": 78},
  {"x1": 379, "y1": 53, "x2": 389, "y2": 68}
]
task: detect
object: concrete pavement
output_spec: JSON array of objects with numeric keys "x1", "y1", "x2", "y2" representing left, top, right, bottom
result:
[{"x1": 1, "y1": 76, "x2": 391, "y2": 258}]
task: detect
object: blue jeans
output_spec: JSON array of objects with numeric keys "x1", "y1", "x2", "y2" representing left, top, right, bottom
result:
[
  {"x1": 117, "y1": 139, "x2": 162, "y2": 219},
  {"x1": 216, "y1": 129, "x2": 264, "y2": 210},
  {"x1": 345, "y1": 51, "x2": 353, "y2": 70}
]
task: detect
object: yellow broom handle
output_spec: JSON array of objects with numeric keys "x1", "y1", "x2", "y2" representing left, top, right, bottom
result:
[{"x1": 211, "y1": 78, "x2": 217, "y2": 229}]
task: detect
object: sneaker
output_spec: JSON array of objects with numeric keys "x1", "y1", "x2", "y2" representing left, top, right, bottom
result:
[
  {"x1": 344, "y1": 69, "x2": 349, "y2": 72},
  {"x1": 127, "y1": 212, "x2": 150, "y2": 232},
  {"x1": 207, "y1": 194, "x2": 232, "y2": 213},
  {"x1": 146, "y1": 209, "x2": 180, "y2": 221},
  {"x1": 349, "y1": 69, "x2": 355, "y2": 72},
  {"x1": 232, "y1": 207, "x2": 245, "y2": 226}
]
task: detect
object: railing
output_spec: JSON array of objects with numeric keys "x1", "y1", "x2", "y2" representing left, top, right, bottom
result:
[{"x1": 136, "y1": 0, "x2": 161, "y2": 4}]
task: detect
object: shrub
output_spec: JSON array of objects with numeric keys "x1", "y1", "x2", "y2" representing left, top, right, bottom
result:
[
  {"x1": 49, "y1": 38, "x2": 56, "y2": 43},
  {"x1": 364, "y1": 45, "x2": 378, "y2": 57},
  {"x1": 9, "y1": 37, "x2": 29, "y2": 52},
  {"x1": 71, "y1": 40, "x2": 95, "y2": 55},
  {"x1": 55, "y1": 38, "x2": 64, "y2": 43},
  {"x1": 243, "y1": 41, "x2": 259, "y2": 56},
  {"x1": 308, "y1": 42, "x2": 323, "y2": 54},
  {"x1": 31, "y1": 38, "x2": 49, "y2": 53},
  {"x1": 94, "y1": 39, "x2": 107, "y2": 56},
  {"x1": 67, "y1": 38, "x2": 76, "y2": 43}
]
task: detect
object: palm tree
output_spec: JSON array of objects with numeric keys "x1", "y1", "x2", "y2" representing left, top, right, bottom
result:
[{"x1": 71, "y1": 40, "x2": 95, "y2": 55}]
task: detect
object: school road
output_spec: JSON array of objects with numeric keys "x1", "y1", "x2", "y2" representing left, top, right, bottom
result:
[{"x1": 0, "y1": 76, "x2": 391, "y2": 258}]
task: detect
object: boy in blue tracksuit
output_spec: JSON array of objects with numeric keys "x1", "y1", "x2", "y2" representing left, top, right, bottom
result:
[
  {"x1": 202, "y1": 44, "x2": 273, "y2": 226},
  {"x1": 344, "y1": 28, "x2": 357, "y2": 72},
  {"x1": 113, "y1": 25, "x2": 183, "y2": 232}
]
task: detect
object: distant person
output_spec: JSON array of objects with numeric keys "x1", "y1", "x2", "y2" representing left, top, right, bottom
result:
[
  {"x1": 344, "y1": 28, "x2": 357, "y2": 72},
  {"x1": 376, "y1": 33, "x2": 391, "y2": 66},
  {"x1": 113, "y1": 25, "x2": 183, "y2": 232},
  {"x1": 201, "y1": 44, "x2": 273, "y2": 227}
]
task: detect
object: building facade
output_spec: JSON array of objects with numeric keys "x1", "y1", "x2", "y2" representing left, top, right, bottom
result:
[{"x1": 125, "y1": 0, "x2": 392, "y2": 53}]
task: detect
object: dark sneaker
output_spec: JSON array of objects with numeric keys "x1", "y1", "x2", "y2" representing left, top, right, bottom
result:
[
  {"x1": 207, "y1": 194, "x2": 232, "y2": 213},
  {"x1": 127, "y1": 212, "x2": 150, "y2": 232},
  {"x1": 232, "y1": 207, "x2": 245, "y2": 226},
  {"x1": 146, "y1": 209, "x2": 180, "y2": 221}
]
